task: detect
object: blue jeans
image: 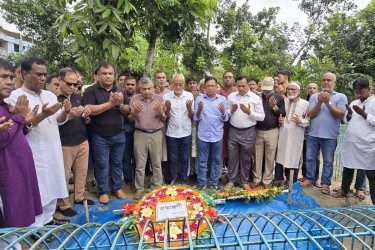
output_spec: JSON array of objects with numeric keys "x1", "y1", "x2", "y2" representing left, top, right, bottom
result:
[
  {"x1": 197, "y1": 138, "x2": 223, "y2": 188},
  {"x1": 123, "y1": 131, "x2": 135, "y2": 183},
  {"x1": 306, "y1": 135, "x2": 337, "y2": 186},
  {"x1": 91, "y1": 131, "x2": 126, "y2": 194},
  {"x1": 167, "y1": 135, "x2": 191, "y2": 184}
]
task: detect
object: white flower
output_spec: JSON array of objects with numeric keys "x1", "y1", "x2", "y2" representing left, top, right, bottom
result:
[
  {"x1": 141, "y1": 207, "x2": 153, "y2": 217},
  {"x1": 166, "y1": 187, "x2": 178, "y2": 197},
  {"x1": 169, "y1": 223, "x2": 182, "y2": 240}
]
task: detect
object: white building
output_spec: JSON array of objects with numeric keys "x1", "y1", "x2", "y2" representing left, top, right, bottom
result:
[{"x1": 0, "y1": 26, "x2": 33, "y2": 58}]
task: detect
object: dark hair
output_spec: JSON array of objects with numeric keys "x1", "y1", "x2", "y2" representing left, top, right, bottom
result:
[
  {"x1": 0, "y1": 58, "x2": 14, "y2": 72},
  {"x1": 352, "y1": 77, "x2": 369, "y2": 90},
  {"x1": 125, "y1": 75, "x2": 136, "y2": 81},
  {"x1": 118, "y1": 72, "x2": 126, "y2": 80},
  {"x1": 46, "y1": 73, "x2": 59, "y2": 84},
  {"x1": 277, "y1": 70, "x2": 290, "y2": 81},
  {"x1": 223, "y1": 71, "x2": 234, "y2": 77},
  {"x1": 98, "y1": 61, "x2": 115, "y2": 72},
  {"x1": 15, "y1": 60, "x2": 22, "y2": 70},
  {"x1": 204, "y1": 76, "x2": 218, "y2": 85},
  {"x1": 186, "y1": 76, "x2": 197, "y2": 84},
  {"x1": 21, "y1": 57, "x2": 46, "y2": 72},
  {"x1": 59, "y1": 68, "x2": 76, "y2": 81},
  {"x1": 94, "y1": 68, "x2": 98, "y2": 75},
  {"x1": 154, "y1": 70, "x2": 165, "y2": 78},
  {"x1": 235, "y1": 75, "x2": 247, "y2": 82},
  {"x1": 248, "y1": 77, "x2": 259, "y2": 83}
]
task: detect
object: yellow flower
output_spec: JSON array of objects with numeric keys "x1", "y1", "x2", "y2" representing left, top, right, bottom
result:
[
  {"x1": 169, "y1": 223, "x2": 182, "y2": 240},
  {"x1": 166, "y1": 187, "x2": 178, "y2": 198},
  {"x1": 193, "y1": 203, "x2": 202, "y2": 212},
  {"x1": 141, "y1": 207, "x2": 153, "y2": 218}
]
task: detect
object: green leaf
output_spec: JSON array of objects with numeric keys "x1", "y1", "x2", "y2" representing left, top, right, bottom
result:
[
  {"x1": 103, "y1": 39, "x2": 110, "y2": 50},
  {"x1": 117, "y1": 0, "x2": 124, "y2": 9},
  {"x1": 102, "y1": 9, "x2": 111, "y2": 18},
  {"x1": 111, "y1": 45, "x2": 120, "y2": 60},
  {"x1": 98, "y1": 23, "x2": 108, "y2": 34},
  {"x1": 88, "y1": 0, "x2": 94, "y2": 8}
]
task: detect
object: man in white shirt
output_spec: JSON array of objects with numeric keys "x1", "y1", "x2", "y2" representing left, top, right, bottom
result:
[
  {"x1": 334, "y1": 77, "x2": 375, "y2": 204},
  {"x1": 6, "y1": 57, "x2": 71, "y2": 226},
  {"x1": 225, "y1": 76, "x2": 265, "y2": 190},
  {"x1": 164, "y1": 74, "x2": 194, "y2": 184}
]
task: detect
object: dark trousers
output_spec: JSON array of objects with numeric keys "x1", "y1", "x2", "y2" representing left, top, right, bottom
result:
[
  {"x1": 123, "y1": 131, "x2": 135, "y2": 183},
  {"x1": 275, "y1": 163, "x2": 298, "y2": 183},
  {"x1": 228, "y1": 126, "x2": 255, "y2": 184},
  {"x1": 365, "y1": 170, "x2": 375, "y2": 205},
  {"x1": 341, "y1": 167, "x2": 367, "y2": 194},
  {"x1": 167, "y1": 135, "x2": 191, "y2": 184}
]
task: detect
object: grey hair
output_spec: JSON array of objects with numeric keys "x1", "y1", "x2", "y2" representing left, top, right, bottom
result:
[
  {"x1": 138, "y1": 76, "x2": 152, "y2": 85},
  {"x1": 172, "y1": 73, "x2": 185, "y2": 83},
  {"x1": 323, "y1": 72, "x2": 337, "y2": 83}
]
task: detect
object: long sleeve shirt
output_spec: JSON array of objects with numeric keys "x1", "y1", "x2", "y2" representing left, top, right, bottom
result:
[
  {"x1": 256, "y1": 92, "x2": 286, "y2": 130},
  {"x1": 194, "y1": 94, "x2": 228, "y2": 143},
  {"x1": 227, "y1": 90, "x2": 265, "y2": 128}
]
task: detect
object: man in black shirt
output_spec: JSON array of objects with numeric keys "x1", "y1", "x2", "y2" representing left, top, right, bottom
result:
[
  {"x1": 252, "y1": 77, "x2": 286, "y2": 189},
  {"x1": 82, "y1": 61, "x2": 130, "y2": 204},
  {"x1": 57, "y1": 68, "x2": 94, "y2": 217}
]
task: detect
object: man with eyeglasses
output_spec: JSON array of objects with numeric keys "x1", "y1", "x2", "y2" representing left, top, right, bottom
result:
[
  {"x1": 56, "y1": 68, "x2": 94, "y2": 216},
  {"x1": 82, "y1": 61, "x2": 130, "y2": 204},
  {"x1": 275, "y1": 82, "x2": 309, "y2": 184}
]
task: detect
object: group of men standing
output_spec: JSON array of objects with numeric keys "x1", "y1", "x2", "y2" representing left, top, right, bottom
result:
[{"x1": 1, "y1": 56, "x2": 375, "y2": 246}]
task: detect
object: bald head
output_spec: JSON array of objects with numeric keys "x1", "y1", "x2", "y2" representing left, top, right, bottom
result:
[{"x1": 322, "y1": 72, "x2": 336, "y2": 93}]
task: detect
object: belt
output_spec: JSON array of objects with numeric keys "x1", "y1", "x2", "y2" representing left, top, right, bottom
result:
[
  {"x1": 256, "y1": 127, "x2": 278, "y2": 131},
  {"x1": 136, "y1": 128, "x2": 161, "y2": 134},
  {"x1": 231, "y1": 125, "x2": 253, "y2": 131}
]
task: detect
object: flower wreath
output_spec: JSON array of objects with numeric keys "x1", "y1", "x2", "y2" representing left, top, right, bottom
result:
[{"x1": 121, "y1": 185, "x2": 217, "y2": 248}]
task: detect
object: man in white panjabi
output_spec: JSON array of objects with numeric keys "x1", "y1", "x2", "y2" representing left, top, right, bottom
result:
[
  {"x1": 336, "y1": 77, "x2": 375, "y2": 204},
  {"x1": 6, "y1": 57, "x2": 70, "y2": 226},
  {"x1": 276, "y1": 81, "x2": 309, "y2": 183}
]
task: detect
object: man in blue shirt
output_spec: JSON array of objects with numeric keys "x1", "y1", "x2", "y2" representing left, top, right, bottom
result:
[
  {"x1": 302, "y1": 72, "x2": 347, "y2": 195},
  {"x1": 194, "y1": 76, "x2": 228, "y2": 190}
]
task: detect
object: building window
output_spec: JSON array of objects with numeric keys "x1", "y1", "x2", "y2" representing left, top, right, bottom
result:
[{"x1": 14, "y1": 44, "x2": 19, "y2": 52}]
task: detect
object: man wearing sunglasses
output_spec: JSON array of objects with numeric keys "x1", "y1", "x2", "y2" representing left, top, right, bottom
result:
[{"x1": 56, "y1": 68, "x2": 94, "y2": 216}]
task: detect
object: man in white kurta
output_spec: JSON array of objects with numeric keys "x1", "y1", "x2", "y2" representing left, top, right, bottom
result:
[
  {"x1": 338, "y1": 77, "x2": 375, "y2": 204},
  {"x1": 276, "y1": 82, "x2": 309, "y2": 183},
  {"x1": 6, "y1": 57, "x2": 69, "y2": 226}
]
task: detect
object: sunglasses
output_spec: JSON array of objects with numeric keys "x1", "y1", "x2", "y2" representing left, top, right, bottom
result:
[{"x1": 65, "y1": 82, "x2": 79, "y2": 87}]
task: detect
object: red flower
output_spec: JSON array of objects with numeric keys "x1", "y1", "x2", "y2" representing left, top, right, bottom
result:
[
  {"x1": 207, "y1": 207, "x2": 218, "y2": 218},
  {"x1": 122, "y1": 203, "x2": 136, "y2": 216}
]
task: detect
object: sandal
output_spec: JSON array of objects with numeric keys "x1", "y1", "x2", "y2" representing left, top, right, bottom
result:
[
  {"x1": 298, "y1": 177, "x2": 306, "y2": 182},
  {"x1": 332, "y1": 190, "x2": 347, "y2": 198},
  {"x1": 314, "y1": 182, "x2": 321, "y2": 188},
  {"x1": 321, "y1": 184, "x2": 330, "y2": 195},
  {"x1": 301, "y1": 179, "x2": 313, "y2": 187},
  {"x1": 355, "y1": 190, "x2": 366, "y2": 200},
  {"x1": 333, "y1": 187, "x2": 342, "y2": 192}
]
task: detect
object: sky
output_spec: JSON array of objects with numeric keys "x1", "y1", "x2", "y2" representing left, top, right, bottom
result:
[{"x1": 0, "y1": 0, "x2": 372, "y2": 34}]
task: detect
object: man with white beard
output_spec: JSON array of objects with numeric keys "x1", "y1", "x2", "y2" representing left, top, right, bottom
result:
[{"x1": 275, "y1": 82, "x2": 310, "y2": 183}]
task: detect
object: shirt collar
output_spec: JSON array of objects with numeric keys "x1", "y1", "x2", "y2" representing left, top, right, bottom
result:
[
  {"x1": 172, "y1": 90, "x2": 187, "y2": 98},
  {"x1": 203, "y1": 94, "x2": 218, "y2": 100},
  {"x1": 97, "y1": 82, "x2": 116, "y2": 92},
  {"x1": 236, "y1": 90, "x2": 252, "y2": 97},
  {"x1": 140, "y1": 94, "x2": 155, "y2": 101},
  {"x1": 22, "y1": 86, "x2": 41, "y2": 96}
]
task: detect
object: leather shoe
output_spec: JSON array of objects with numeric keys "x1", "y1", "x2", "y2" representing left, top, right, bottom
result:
[
  {"x1": 99, "y1": 194, "x2": 109, "y2": 204},
  {"x1": 115, "y1": 189, "x2": 127, "y2": 199},
  {"x1": 45, "y1": 217, "x2": 70, "y2": 226},
  {"x1": 240, "y1": 183, "x2": 251, "y2": 191},
  {"x1": 224, "y1": 182, "x2": 234, "y2": 190},
  {"x1": 250, "y1": 182, "x2": 261, "y2": 189},
  {"x1": 134, "y1": 190, "x2": 143, "y2": 199},
  {"x1": 75, "y1": 199, "x2": 95, "y2": 205},
  {"x1": 57, "y1": 207, "x2": 77, "y2": 217}
]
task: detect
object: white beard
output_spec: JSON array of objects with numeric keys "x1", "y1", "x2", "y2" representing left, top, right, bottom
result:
[{"x1": 288, "y1": 94, "x2": 298, "y2": 100}]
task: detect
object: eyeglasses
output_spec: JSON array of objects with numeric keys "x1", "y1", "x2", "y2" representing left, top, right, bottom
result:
[{"x1": 65, "y1": 81, "x2": 79, "y2": 87}]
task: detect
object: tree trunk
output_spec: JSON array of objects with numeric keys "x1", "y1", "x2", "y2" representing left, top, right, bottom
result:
[{"x1": 143, "y1": 30, "x2": 158, "y2": 77}]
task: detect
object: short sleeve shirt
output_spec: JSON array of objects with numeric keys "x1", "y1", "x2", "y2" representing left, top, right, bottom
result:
[{"x1": 308, "y1": 91, "x2": 348, "y2": 139}]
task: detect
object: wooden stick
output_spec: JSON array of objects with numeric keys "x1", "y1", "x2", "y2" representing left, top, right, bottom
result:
[
  {"x1": 83, "y1": 200, "x2": 90, "y2": 223},
  {"x1": 287, "y1": 169, "x2": 294, "y2": 206}
]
